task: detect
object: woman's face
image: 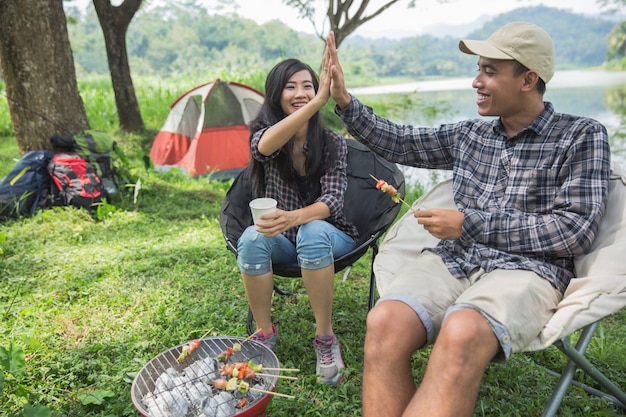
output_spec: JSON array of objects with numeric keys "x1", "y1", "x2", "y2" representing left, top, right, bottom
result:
[{"x1": 280, "y1": 69, "x2": 315, "y2": 116}]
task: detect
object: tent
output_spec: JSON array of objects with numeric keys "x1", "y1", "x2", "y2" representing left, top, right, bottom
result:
[{"x1": 150, "y1": 79, "x2": 264, "y2": 179}]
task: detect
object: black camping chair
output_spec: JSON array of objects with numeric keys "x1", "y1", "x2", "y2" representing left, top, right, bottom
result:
[{"x1": 219, "y1": 139, "x2": 405, "y2": 335}]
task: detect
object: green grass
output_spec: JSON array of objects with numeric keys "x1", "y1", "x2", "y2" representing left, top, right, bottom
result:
[{"x1": 1, "y1": 77, "x2": 625, "y2": 416}]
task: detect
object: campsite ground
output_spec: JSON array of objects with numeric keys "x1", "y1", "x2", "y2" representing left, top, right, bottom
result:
[{"x1": 1, "y1": 76, "x2": 626, "y2": 416}]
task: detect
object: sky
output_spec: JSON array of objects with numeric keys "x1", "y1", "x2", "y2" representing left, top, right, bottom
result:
[
  {"x1": 198, "y1": 0, "x2": 606, "y2": 39},
  {"x1": 74, "y1": 0, "x2": 608, "y2": 39}
]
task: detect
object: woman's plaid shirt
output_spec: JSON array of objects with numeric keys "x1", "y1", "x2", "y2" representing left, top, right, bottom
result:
[{"x1": 251, "y1": 127, "x2": 359, "y2": 245}]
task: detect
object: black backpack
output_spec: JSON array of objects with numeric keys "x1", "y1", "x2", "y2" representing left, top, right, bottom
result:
[
  {"x1": 0, "y1": 150, "x2": 54, "y2": 219},
  {"x1": 48, "y1": 152, "x2": 107, "y2": 211}
]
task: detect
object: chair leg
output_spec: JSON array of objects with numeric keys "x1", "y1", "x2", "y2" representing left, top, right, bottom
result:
[
  {"x1": 246, "y1": 307, "x2": 255, "y2": 336},
  {"x1": 368, "y1": 242, "x2": 379, "y2": 311},
  {"x1": 542, "y1": 321, "x2": 626, "y2": 417}
]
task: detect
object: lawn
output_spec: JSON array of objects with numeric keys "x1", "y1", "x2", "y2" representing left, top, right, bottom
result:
[{"x1": 1, "y1": 76, "x2": 625, "y2": 416}]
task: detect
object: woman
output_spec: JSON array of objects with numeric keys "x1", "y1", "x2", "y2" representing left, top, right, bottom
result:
[{"x1": 236, "y1": 55, "x2": 358, "y2": 387}]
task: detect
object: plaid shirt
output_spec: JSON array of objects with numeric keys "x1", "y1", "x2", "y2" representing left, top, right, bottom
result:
[
  {"x1": 251, "y1": 127, "x2": 359, "y2": 245},
  {"x1": 337, "y1": 98, "x2": 610, "y2": 293}
]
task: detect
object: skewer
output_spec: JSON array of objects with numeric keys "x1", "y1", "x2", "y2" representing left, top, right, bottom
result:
[
  {"x1": 261, "y1": 367, "x2": 300, "y2": 372},
  {"x1": 241, "y1": 329, "x2": 262, "y2": 344},
  {"x1": 369, "y1": 174, "x2": 415, "y2": 212},
  {"x1": 198, "y1": 328, "x2": 214, "y2": 340},
  {"x1": 249, "y1": 387, "x2": 295, "y2": 399},
  {"x1": 255, "y1": 373, "x2": 298, "y2": 380}
]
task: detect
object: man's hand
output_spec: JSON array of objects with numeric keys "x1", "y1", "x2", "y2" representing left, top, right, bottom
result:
[
  {"x1": 326, "y1": 31, "x2": 352, "y2": 109},
  {"x1": 415, "y1": 208, "x2": 464, "y2": 240}
]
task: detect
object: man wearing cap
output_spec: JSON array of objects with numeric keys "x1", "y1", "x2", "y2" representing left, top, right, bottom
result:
[{"x1": 325, "y1": 22, "x2": 610, "y2": 416}]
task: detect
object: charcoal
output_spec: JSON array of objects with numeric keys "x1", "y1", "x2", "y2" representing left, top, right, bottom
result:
[
  {"x1": 143, "y1": 390, "x2": 189, "y2": 417},
  {"x1": 202, "y1": 391, "x2": 236, "y2": 417}
]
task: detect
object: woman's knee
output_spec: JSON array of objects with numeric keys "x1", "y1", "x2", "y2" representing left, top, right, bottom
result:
[{"x1": 296, "y1": 221, "x2": 331, "y2": 248}]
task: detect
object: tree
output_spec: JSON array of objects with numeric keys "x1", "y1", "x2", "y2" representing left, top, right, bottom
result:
[
  {"x1": 598, "y1": 0, "x2": 626, "y2": 13},
  {"x1": 599, "y1": 0, "x2": 626, "y2": 65},
  {"x1": 93, "y1": 0, "x2": 145, "y2": 133},
  {"x1": 0, "y1": 0, "x2": 89, "y2": 153},
  {"x1": 284, "y1": 0, "x2": 416, "y2": 47},
  {"x1": 607, "y1": 21, "x2": 626, "y2": 62}
]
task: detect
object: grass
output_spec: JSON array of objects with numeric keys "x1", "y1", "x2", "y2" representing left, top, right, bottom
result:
[{"x1": 1, "y1": 76, "x2": 626, "y2": 416}]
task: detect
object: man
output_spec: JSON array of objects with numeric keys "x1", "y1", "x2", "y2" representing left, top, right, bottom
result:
[{"x1": 326, "y1": 22, "x2": 611, "y2": 416}]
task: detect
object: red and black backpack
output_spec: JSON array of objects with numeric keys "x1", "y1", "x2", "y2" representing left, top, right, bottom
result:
[{"x1": 48, "y1": 152, "x2": 107, "y2": 211}]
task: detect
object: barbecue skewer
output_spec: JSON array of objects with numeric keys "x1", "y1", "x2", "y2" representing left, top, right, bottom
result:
[
  {"x1": 369, "y1": 174, "x2": 414, "y2": 212},
  {"x1": 176, "y1": 328, "x2": 215, "y2": 362},
  {"x1": 255, "y1": 373, "x2": 298, "y2": 380},
  {"x1": 260, "y1": 367, "x2": 300, "y2": 372},
  {"x1": 249, "y1": 387, "x2": 295, "y2": 399}
]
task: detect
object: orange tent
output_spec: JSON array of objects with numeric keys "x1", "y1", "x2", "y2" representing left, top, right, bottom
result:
[{"x1": 150, "y1": 79, "x2": 264, "y2": 179}]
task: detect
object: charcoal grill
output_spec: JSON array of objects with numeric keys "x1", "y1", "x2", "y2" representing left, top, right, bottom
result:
[{"x1": 131, "y1": 336, "x2": 280, "y2": 417}]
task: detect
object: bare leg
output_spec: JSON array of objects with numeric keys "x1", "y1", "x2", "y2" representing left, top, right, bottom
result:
[
  {"x1": 363, "y1": 300, "x2": 426, "y2": 417},
  {"x1": 403, "y1": 308, "x2": 500, "y2": 417},
  {"x1": 241, "y1": 271, "x2": 274, "y2": 335},
  {"x1": 301, "y1": 264, "x2": 335, "y2": 336}
]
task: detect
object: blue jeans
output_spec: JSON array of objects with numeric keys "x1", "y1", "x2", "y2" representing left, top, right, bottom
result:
[{"x1": 237, "y1": 220, "x2": 357, "y2": 275}]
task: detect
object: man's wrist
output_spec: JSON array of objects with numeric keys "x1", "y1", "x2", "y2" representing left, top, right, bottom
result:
[{"x1": 335, "y1": 90, "x2": 352, "y2": 110}]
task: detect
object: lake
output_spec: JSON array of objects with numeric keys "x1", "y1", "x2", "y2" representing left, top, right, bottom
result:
[{"x1": 351, "y1": 70, "x2": 626, "y2": 188}]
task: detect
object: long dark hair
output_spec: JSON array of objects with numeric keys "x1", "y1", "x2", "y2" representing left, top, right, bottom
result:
[{"x1": 247, "y1": 58, "x2": 336, "y2": 198}]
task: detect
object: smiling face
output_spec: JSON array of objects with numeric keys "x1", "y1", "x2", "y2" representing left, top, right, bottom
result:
[
  {"x1": 280, "y1": 69, "x2": 316, "y2": 116},
  {"x1": 472, "y1": 57, "x2": 527, "y2": 118}
]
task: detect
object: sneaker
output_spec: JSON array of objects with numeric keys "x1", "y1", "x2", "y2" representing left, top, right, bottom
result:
[
  {"x1": 251, "y1": 325, "x2": 279, "y2": 350},
  {"x1": 312, "y1": 335, "x2": 345, "y2": 386}
]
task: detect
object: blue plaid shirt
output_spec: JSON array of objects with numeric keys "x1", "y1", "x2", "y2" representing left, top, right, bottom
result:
[
  {"x1": 337, "y1": 98, "x2": 610, "y2": 293},
  {"x1": 251, "y1": 127, "x2": 359, "y2": 245}
]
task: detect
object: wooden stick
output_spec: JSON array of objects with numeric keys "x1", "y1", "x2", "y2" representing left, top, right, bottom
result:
[
  {"x1": 241, "y1": 329, "x2": 262, "y2": 344},
  {"x1": 261, "y1": 367, "x2": 300, "y2": 372},
  {"x1": 198, "y1": 327, "x2": 214, "y2": 340},
  {"x1": 256, "y1": 373, "x2": 298, "y2": 380},
  {"x1": 250, "y1": 387, "x2": 295, "y2": 399},
  {"x1": 369, "y1": 174, "x2": 415, "y2": 212}
]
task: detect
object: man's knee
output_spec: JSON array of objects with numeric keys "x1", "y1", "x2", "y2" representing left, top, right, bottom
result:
[
  {"x1": 439, "y1": 308, "x2": 497, "y2": 351},
  {"x1": 365, "y1": 301, "x2": 426, "y2": 354}
]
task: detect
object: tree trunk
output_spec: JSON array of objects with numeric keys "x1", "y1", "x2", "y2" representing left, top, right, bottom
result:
[
  {"x1": 93, "y1": 0, "x2": 144, "y2": 133},
  {"x1": 284, "y1": 0, "x2": 404, "y2": 47},
  {"x1": 0, "y1": 0, "x2": 89, "y2": 154},
  {"x1": 328, "y1": 0, "x2": 402, "y2": 47}
]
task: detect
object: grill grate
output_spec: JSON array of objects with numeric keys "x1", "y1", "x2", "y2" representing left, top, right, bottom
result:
[{"x1": 131, "y1": 336, "x2": 280, "y2": 417}]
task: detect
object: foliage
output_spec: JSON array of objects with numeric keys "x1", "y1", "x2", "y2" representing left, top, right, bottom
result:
[{"x1": 63, "y1": 4, "x2": 617, "y2": 84}]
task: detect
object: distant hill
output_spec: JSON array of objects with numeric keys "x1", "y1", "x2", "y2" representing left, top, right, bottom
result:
[
  {"x1": 344, "y1": 6, "x2": 616, "y2": 72},
  {"x1": 66, "y1": 4, "x2": 620, "y2": 80}
]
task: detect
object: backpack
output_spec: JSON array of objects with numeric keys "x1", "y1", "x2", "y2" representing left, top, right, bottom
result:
[
  {"x1": 50, "y1": 130, "x2": 119, "y2": 197},
  {"x1": 0, "y1": 150, "x2": 54, "y2": 218},
  {"x1": 48, "y1": 152, "x2": 107, "y2": 211}
]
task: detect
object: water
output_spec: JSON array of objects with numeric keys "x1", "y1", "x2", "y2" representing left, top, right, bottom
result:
[{"x1": 351, "y1": 70, "x2": 626, "y2": 188}]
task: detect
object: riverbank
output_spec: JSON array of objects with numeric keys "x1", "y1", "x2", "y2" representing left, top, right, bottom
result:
[{"x1": 351, "y1": 70, "x2": 626, "y2": 96}]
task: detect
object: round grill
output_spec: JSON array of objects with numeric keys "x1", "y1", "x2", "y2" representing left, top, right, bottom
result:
[{"x1": 131, "y1": 336, "x2": 280, "y2": 417}]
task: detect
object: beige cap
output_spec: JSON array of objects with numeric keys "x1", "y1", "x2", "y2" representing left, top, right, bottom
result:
[{"x1": 459, "y1": 22, "x2": 555, "y2": 83}]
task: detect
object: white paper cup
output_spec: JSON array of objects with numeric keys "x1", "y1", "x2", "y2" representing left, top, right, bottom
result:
[{"x1": 249, "y1": 198, "x2": 277, "y2": 225}]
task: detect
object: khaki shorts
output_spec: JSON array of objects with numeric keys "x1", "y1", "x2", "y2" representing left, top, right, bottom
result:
[{"x1": 378, "y1": 251, "x2": 562, "y2": 358}]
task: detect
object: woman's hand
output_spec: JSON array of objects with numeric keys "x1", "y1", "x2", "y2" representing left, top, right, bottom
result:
[
  {"x1": 255, "y1": 202, "x2": 331, "y2": 238},
  {"x1": 254, "y1": 209, "x2": 298, "y2": 238},
  {"x1": 314, "y1": 42, "x2": 332, "y2": 106}
]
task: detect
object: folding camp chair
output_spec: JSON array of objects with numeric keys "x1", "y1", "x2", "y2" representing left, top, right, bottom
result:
[
  {"x1": 220, "y1": 138, "x2": 405, "y2": 335},
  {"x1": 373, "y1": 163, "x2": 626, "y2": 416}
]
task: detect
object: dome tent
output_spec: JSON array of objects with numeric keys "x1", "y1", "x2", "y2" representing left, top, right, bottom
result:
[{"x1": 150, "y1": 79, "x2": 264, "y2": 179}]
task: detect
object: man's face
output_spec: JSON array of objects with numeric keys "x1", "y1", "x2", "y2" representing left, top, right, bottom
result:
[{"x1": 471, "y1": 57, "x2": 527, "y2": 118}]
